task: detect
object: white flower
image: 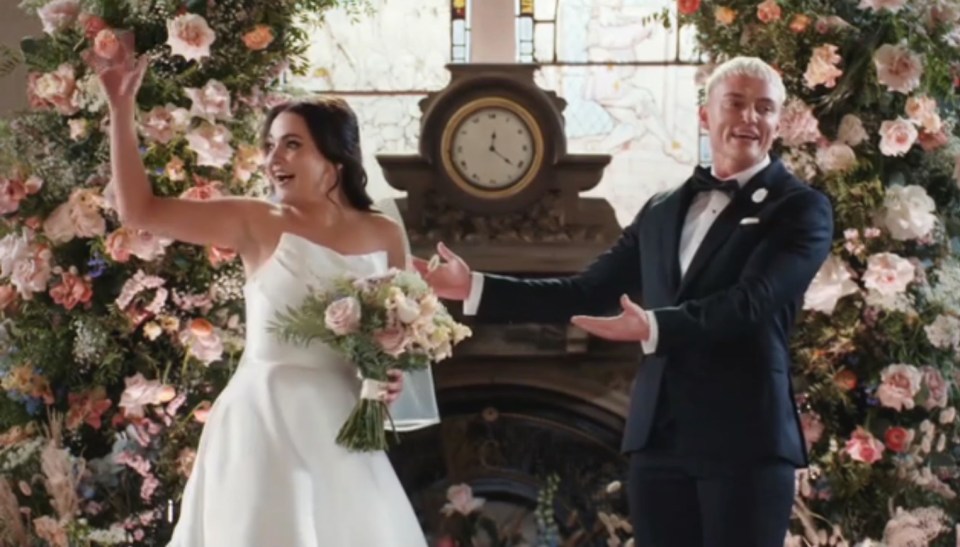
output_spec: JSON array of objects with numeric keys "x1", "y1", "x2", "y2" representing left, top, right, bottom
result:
[
  {"x1": 924, "y1": 314, "x2": 960, "y2": 350},
  {"x1": 882, "y1": 184, "x2": 937, "y2": 241},
  {"x1": 184, "y1": 123, "x2": 234, "y2": 168},
  {"x1": 859, "y1": 0, "x2": 908, "y2": 13},
  {"x1": 37, "y1": 0, "x2": 80, "y2": 35},
  {"x1": 165, "y1": 13, "x2": 216, "y2": 62},
  {"x1": 184, "y1": 79, "x2": 232, "y2": 121},
  {"x1": 940, "y1": 407, "x2": 956, "y2": 425},
  {"x1": 837, "y1": 114, "x2": 868, "y2": 147},
  {"x1": 815, "y1": 143, "x2": 857, "y2": 173},
  {"x1": 804, "y1": 255, "x2": 860, "y2": 314},
  {"x1": 863, "y1": 252, "x2": 915, "y2": 296},
  {"x1": 139, "y1": 104, "x2": 191, "y2": 145}
]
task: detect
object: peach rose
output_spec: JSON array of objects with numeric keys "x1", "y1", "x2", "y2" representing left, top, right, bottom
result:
[
  {"x1": 0, "y1": 284, "x2": 17, "y2": 312},
  {"x1": 242, "y1": 25, "x2": 275, "y2": 51},
  {"x1": 324, "y1": 296, "x2": 361, "y2": 335},
  {"x1": 714, "y1": 6, "x2": 736, "y2": 25},
  {"x1": 93, "y1": 28, "x2": 121, "y2": 60},
  {"x1": 756, "y1": 0, "x2": 781, "y2": 23},
  {"x1": 789, "y1": 14, "x2": 811, "y2": 32},
  {"x1": 905, "y1": 95, "x2": 941, "y2": 133},
  {"x1": 49, "y1": 269, "x2": 94, "y2": 311},
  {"x1": 804, "y1": 44, "x2": 843, "y2": 89}
]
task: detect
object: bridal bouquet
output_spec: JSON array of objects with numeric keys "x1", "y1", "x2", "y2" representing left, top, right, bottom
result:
[{"x1": 270, "y1": 267, "x2": 471, "y2": 452}]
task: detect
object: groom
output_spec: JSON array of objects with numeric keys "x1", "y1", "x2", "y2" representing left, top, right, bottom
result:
[{"x1": 414, "y1": 56, "x2": 833, "y2": 547}]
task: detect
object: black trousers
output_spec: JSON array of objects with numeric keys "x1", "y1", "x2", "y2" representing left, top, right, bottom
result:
[{"x1": 626, "y1": 451, "x2": 795, "y2": 547}]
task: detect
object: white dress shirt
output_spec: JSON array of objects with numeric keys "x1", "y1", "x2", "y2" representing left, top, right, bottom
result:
[{"x1": 463, "y1": 156, "x2": 771, "y2": 355}]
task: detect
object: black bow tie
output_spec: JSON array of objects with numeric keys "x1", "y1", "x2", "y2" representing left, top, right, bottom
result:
[{"x1": 691, "y1": 166, "x2": 740, "y2": 196}]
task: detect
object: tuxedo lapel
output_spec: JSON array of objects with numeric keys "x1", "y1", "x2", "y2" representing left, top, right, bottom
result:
[
  {"x1": 675, "y1": 161, "x2": 785, "y2": 300},
  {"x1": 658, "y1": 183, "x2": 696, "y2": 300}
]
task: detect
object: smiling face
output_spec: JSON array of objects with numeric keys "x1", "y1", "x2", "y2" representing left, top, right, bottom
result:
[
  {"x1": 262, "y1": 111, "x2": 338, "y2": 205},
  {"x1": 700, "y1": 74, "x2": 783, "y2": 178}
]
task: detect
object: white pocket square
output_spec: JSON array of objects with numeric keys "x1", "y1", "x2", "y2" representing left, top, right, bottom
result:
[{"x1": 740, "y1": 217, "x2": 760, "y2": 225}]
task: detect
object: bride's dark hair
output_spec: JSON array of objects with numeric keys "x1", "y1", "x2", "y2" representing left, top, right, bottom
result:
[{"x1": 261, "y1": 97, "x2": 374, "y2": 212}]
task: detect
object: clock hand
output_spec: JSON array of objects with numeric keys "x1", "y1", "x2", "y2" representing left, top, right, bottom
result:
[{"x1": 488, "y1": 147, "x2": 513, "y2": 165}]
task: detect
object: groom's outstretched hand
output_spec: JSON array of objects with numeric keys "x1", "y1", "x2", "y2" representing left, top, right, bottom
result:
[
  {"x1": 410, "y1": 242, "x2": 472, "y2": 301},
  {"x1": 571, "y1": 294, "x2": 651, "y2": 342}
]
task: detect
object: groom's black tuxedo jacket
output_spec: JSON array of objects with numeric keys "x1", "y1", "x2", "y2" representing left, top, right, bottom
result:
[{"x1": 475, "y1": 159, "x2": 833, "y2": 468}]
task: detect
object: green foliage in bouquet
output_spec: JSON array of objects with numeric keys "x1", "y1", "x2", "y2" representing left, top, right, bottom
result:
[
  {"x1": 271, "y1": 268, "x2": 471, "y2": 452},
  {"x1": 655, "y1": 0, "x2": 960, "y2": 544},
  {"x1": 0, "y1": 0, "x2": 366, "y2": 544}
]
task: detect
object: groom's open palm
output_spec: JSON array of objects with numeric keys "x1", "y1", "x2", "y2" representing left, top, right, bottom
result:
[{"x1": 411, "y1": 242, "x2": 472, "y2": 301}]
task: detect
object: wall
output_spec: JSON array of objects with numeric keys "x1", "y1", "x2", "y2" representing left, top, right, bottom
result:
[{"x1": 0, "y1": 3, "x2": 41, "y2": 117}]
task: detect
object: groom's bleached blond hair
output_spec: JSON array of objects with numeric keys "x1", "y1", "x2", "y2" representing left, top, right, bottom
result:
[{"x1": 705, "y1": 57, "x2": 787, "y2": 105}]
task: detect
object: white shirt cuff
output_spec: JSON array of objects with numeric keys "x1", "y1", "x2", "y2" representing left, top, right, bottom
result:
[
  {"x1": 462, "y1": 273, "x2": 485, "y2": 316},
  {"x1": 641, "y1": 310, "x2": 658, "y2": 355}
]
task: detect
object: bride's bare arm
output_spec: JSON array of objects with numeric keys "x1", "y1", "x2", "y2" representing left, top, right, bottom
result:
[
  {"x1": 370, "y1": 214, "x2": 408, "y2": 271},
  {"x1": 99, "y1": 51, "x2": 269, "y2": 256},
  {"x1": 108, "y1": 100, "x2": 268, "y2": 251}
]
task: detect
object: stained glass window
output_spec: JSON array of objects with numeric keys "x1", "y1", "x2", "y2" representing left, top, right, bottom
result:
[
  {"x1": 284, "y1": 0, "x2": 451, "y2": 200},
  {"x1": 521, "y1": 0, "x2": 705, "y2": 225}
]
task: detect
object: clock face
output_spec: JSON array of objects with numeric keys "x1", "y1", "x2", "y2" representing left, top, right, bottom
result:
[{"x1": 447, "y1": 106, "x2": 537, "y2": 190}]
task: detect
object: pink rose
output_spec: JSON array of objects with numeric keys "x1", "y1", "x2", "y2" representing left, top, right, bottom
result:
[
  {"x1": 185, "y1": 123, "x2": 234, "y2": 168},
  {"x1": 375, "y1": 327, "x2": 409, "y2": 357},
  {"x1": 879, "y1": 118, "x2": 918, "y2": 157},
  {"x1": 441, "y1": 484, "x2": 485, "y2": 517},
  {"x1": 184, "y1": 79, "x2": 232, "y2": 121},
  {"x1": 918, "y1": 128, "x2": 948, "y2": 152},
  {"x1": 876, "y1": 363, "x2": 923, "y2": 411},
  {"x1": 165, "y1": 13, "x2": 216, "y2": 62},
  {"x1": 779, "y1": 99, "x2": 821, "y2": 147},
  {"x1": 815, "y1": 142, "x2": 856, "y2": 173},
  {"x1": 324, "y1": 297, "x2": 361, "y2": 335},
  {"x1": 139, "y1": 104, "x2": 190, "y2": 145},
  {"x1": 49, "y1": 269, "x2": 93, "y2": 311},
  {"x1": 905, "y1": 95, "x2": 941, "y2": 133},
  {"x1": 844, "y1": 427, "x2": 884, "y2": 464},
  {"x1": 863, "y1": 252, "x2": 915, "y2": 296},
  {"x1": 921, "y1": 366, "x2": 949, "y2": 410},
  {"x1": 873, "y1": 43, "x2": 923, "y2": 94}
]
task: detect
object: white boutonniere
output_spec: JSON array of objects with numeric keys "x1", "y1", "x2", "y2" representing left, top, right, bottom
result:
[{"x1": 751, "y1": 188, "x2": 769, "y2": 204}]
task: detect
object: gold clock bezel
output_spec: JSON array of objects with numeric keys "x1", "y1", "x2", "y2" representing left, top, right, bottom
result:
[{"x1": 439, "y1": 96, "x2": 545, "y2": 199}]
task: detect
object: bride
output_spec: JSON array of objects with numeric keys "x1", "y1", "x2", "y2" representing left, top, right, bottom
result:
[{"x1": 96, "y1": 49, "x2": 429, "y2": 546}]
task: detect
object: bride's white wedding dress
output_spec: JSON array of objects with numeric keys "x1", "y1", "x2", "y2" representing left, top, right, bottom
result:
[{"x1": 167, "y1": 232, "x2": 427, "y2": 547}]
